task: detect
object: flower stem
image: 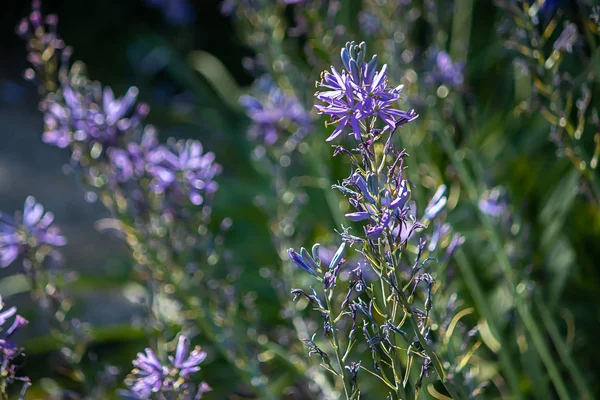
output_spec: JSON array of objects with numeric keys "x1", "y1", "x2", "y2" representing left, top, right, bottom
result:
[{"x1": 325, "y1": 292, "x2": 351, "y2": 400}]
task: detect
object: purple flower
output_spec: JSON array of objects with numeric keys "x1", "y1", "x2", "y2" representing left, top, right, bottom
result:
[
  {"x1": 107, "y1": 126, "x2": 160, "y2": 183},
  {"x1": 478, "y1": 188, "x2": 507, "y2": 217},
  {"x1": 130, "y1": 348, "x2": 167, "y2": 398},
  {"x1": 42, "y1": 84, "x2": 149, "y2": 151},
  {"x1": 147, "y1": 139, "x2": 222, "y2": 206},
  {"x1": 359, "y1": 11, "x2": 381, "y2": 36},
  {"x1": 315, "y1": 42, "x2": 417, "y2": 141},
  {"x1": 0, "y1": 296, "x2": 29, "y2": 389},
  {"x1": 126, "y1": 335, "x2": 209, "y2": 399},
  {"x1": 425, "y1": 50, "x2": 464, "y2": 88},
  {"x1": 169, "y1": 335, "x2": 207, "y2": 377},
  {"x1": 0, "y1": 197, "x2": 67, "y2": 268},
  {"x1": 240, "y1": 77, "x2": 311, "y2": 145}
]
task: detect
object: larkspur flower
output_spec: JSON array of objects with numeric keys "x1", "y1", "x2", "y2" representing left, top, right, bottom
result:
[
  {"x1": 147, "y1": 139, "x2": 222, "y2": 206},
  {"x1": 240, "y1": 77, "x2": 311, "y2": 145},
  {"x1": 0, "y1": 196, "x2": 66, "y2": 268},
  {"x1": 126, "y1": 335, "x2": 210, "y2": 399}
]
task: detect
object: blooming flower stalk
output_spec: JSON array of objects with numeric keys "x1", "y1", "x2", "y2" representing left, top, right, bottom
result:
[{"x1": 289, "y1": 42, "x2": 461, "y2": 399}]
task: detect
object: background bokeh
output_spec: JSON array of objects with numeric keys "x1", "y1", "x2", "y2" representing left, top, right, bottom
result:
[{"x1": 1, "y1": 0, "x2": 600, "y2": 398}]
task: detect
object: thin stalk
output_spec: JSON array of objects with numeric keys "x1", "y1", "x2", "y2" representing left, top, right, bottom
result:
[
  {"x1": 393, "y1": 288, "x2": 462, "y2": 400},
  {"x1": 436, "y1": 131, "x2": 572, "y2": 400},
  {"x1": 325, "y1": 293, "x2": 351, "y2": 400},
  {"x1": 382, "y1": 234, "x2": 409, "y2": 400}
]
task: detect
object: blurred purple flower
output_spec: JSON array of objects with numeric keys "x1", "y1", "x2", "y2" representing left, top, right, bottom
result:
[
  {"x1": 0, "y1": 197, "x2": 66, "y2": 268},
  {"x1": 147, "y1": 139, "x2": 222, "y2": 206},
  {"x1": 126, "y1": 335, "x2": 210, "y2": 399},
  {"x1": 425, "y1": 50, "x2": 464, "y2": 88},
  {"x1": 478, "y1": 188, "x2": 507, "y2": 217},
  {"x1": 553, "y1": 22, "x2": 578, "y2": 53},
  {"x1": 359, "y1": 11, "x2": 381, "y2": 36},
  {"x1": 107, "y1": 126, "x2": 160, "y2": 183},
  {"x1": 240, "y1": 77, "x2": 311, "y2": 145},
  {"x1": 42, "y1": 84, "x2": 149, "y2": 150}
]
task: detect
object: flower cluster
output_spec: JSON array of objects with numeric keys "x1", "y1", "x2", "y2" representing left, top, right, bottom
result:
[
  {"x1": 41, "y1": 84, "x2": 149, "y2": 150},
  {"x1": 0, "y1": 297, "x2": 30, "y2": 395},
  {"x1": 240, "y1": 76, "x2": 312, "y2": 146},
  {"x1": 289, "y1": 42, "x2": 462, "y2": 399},
  {"x1": 124, "y1": 335, "x2": 211, "y2": 399},
  {"x1": 315, "y1": 41, "x2": 417, "y2": 141},
  {"x1": 18, "y1": 2, "x2": 221, "y2": 212},
  {"x1": 0, "y1": 196, "x2": 66, "y2": 268}
]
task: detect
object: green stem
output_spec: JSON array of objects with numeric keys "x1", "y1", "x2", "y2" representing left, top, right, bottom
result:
[
  {"x1": 325, "y1": 293, "x2": 351, "y2": 400},
  {"x1": 393, "y1": 288, "x2": 462, "y2": 400}
]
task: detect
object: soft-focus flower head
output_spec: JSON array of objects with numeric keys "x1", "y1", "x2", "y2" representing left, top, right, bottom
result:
[
  {"x1": 315, "y1": 41, "x2": 417, "y2": 142},
  {"x1": 240, "y1": 76, "x2": 312, "y2": 146},
  {"x1": 107, "y1": 126, "x2": 160, "y2": 183},
  {"x1": 0, "y1": 296, "x2": 29, "y2": 389},
  {"x1": 0, "y1": 197, "x2": 67, "y2": 268},
  {"x1": 42, "y1": 79, "x2": 149, "y2": 152},
  {"x1": 147, "y1": 138, "x2": 222, "y2": 206},
  {"x1": 125, "y1": 335, "x2": 210, "y2": 399},
  {"x1": 424, "y1": 49, "x2": 465, "y2": 89},
  {"x1": 478, "y1": 187, "x2": 508, "y2": 218}
]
